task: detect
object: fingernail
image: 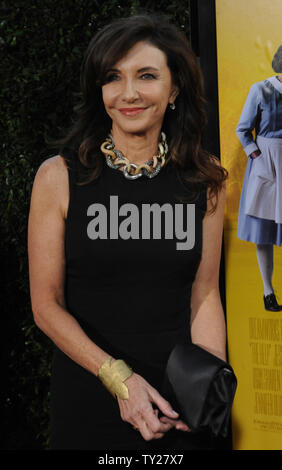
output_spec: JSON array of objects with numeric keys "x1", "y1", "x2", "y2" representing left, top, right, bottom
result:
[
  {"x1": 171, "y1": 410, "x2": 179, "y2": 416},
  {"x1": 176, "y1": 425, "x2": 188, "y2": 431}
]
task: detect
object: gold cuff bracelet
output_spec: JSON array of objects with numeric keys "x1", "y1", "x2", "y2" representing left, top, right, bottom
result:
[{"x1": 98, "y1": 357, "x2": 133, "y2": 400}]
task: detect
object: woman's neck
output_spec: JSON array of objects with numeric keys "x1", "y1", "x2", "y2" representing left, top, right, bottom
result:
[
  {"x1": 276, "y1": 75, "x2": 282, "y2": 83},
  {"x1": 111, "y1": 125, "x2": 161, "y2": 165}
]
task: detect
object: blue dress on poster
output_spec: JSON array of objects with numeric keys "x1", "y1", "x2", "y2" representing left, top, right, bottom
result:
[{"x1": 236, "y1": 76, "x2": 282, "y2": 246}]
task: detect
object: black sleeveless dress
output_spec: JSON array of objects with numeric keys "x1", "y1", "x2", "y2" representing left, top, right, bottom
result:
[{"x1": 49, "y1": 154, "x2": 213, "y2": 450}]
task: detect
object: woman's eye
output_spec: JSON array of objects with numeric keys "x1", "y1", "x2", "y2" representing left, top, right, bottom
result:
[
  {"x1": 140, "y1": 73, "x2": 157, "y2": 80},
  {"x1": 104, "y1": 73, "x2": 120, "y2": 83},
  {"x1": 103, "y1": 72, "x2": 157, "y2": 84}
]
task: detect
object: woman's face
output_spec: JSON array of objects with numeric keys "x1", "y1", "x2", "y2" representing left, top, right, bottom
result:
[{"x1": 101, "y1": 41, "x2": 178, "y2": 136}]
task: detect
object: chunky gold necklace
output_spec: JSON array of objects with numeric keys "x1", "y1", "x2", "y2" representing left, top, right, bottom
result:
[{"x1": 100, "y1": 132, "x2": 169, "y2": 180}]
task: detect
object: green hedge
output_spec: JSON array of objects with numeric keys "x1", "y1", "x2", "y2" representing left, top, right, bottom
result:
[{"x1": 0, "y1": 0, "x2": 190, "y2": 449}]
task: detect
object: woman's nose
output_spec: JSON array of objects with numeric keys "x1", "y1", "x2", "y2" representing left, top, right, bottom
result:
[{"x1": 121, "y1": 78, "x2": 139, "y2": 102}]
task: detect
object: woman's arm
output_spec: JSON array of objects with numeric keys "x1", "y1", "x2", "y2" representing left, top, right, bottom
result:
[
  {"x1": 190, "y1": 184, "x2": 227, "y2": 361},
  {"x1": 236, "y1": 83, "x2": 261, "y2": 158},
  {"x1": 28, "y1": 155, "x2": 182, "y2": 440},
  {"x1": 28, "y1": 156, "x2": 110, "y2": 375}
]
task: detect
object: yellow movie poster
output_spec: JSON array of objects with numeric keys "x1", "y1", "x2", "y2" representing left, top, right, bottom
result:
[{"x1": 215, "y1": 0, "x2": 282, "y2": 450}]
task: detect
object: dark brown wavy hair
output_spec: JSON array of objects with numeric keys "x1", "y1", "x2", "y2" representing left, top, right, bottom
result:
[{"x1": 58, "y1": 13, "x2": 227, "y2": 211}]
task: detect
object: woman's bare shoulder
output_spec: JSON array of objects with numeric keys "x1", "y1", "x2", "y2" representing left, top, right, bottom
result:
[
  {"x1": 37, "y1": 154, "x2": 68, "y2": 177},
  {"x1": 32, "y1": 155, "x2": 69, "y2": 219}
]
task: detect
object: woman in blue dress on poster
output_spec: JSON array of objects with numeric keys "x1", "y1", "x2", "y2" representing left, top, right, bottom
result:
[{"x1": 236, "y1": 45, "x2": 282, "y2": 311}]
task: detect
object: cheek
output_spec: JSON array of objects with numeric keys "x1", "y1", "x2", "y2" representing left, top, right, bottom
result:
[
  {"x1": 143, "y1": 84, "x2": 172, "y2": 108},
  {"x1": 102, "y1": 86, "x2": 118, "y2": 109}
]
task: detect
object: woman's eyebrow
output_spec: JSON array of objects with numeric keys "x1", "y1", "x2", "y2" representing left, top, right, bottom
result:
[
  {"x1": 106, "y1": 68, "x2": 119, "y2": 73},
  {"x1": 137, "y1": 66, "x2": 160, "y2": 73},
  {"x1": 106, "y1": 66, "x2": 160, "y2": 73}
]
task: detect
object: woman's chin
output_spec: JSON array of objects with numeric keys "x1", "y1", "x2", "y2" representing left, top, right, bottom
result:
[{"x1": 112, "y1": 123, "x2": 152, "y2": 136}]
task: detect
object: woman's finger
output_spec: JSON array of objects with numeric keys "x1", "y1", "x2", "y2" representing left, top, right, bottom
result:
[
  {"x1": 138, "y1": 419, "x2": 165, "y2": 441},
  {"x1": 148, "y1": 387, "x2": 179, "y2": 420},
  {"x1": 134, "y1": 408, "x2": 172, "y2": 440},
  {"x1": 143, "y1": 406, "x2": 173, "y2": 435},
  {"x1": 159, "y1": 416, "x2": 190, "y2": 432}
]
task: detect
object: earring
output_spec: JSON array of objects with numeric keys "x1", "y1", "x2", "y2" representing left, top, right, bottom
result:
[{"x1": 169, "y1": 102, "x2": 176, "y2": 110}]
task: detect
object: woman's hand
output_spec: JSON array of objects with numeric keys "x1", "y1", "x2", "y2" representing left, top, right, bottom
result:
[
  {"x1": 117, "y1": 372, "x2": 190, "y2": 441},
  {"x1": 250, "y1": 150, "x2": 261, "y2": 159}
]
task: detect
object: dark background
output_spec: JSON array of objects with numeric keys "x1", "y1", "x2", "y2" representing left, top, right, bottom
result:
[{"x1": 0, "y1": 0, "x2": 228, "y2": 450}]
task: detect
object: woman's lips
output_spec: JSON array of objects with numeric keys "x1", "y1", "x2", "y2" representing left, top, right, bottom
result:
[{"x1": 119, "y1": 107, "x2": 147, "y2": 116}]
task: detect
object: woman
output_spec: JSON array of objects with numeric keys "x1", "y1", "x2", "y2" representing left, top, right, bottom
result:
[
  {"x1": 28, "y1": 14, "x2": 227, "y2": 450},
  {"x1": 236, "y1": 45, "x2": 282, "y2": 312}
]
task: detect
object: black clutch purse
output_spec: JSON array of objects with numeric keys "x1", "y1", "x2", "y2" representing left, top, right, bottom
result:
[{"x1": 162, "y1": 343, "x2": 237, "y2": 438}]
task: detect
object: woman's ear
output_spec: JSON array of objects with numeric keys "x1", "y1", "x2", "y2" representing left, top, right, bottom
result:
[{"x1": 169, "y1": 85, "x2": 179, "y2": 105}]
